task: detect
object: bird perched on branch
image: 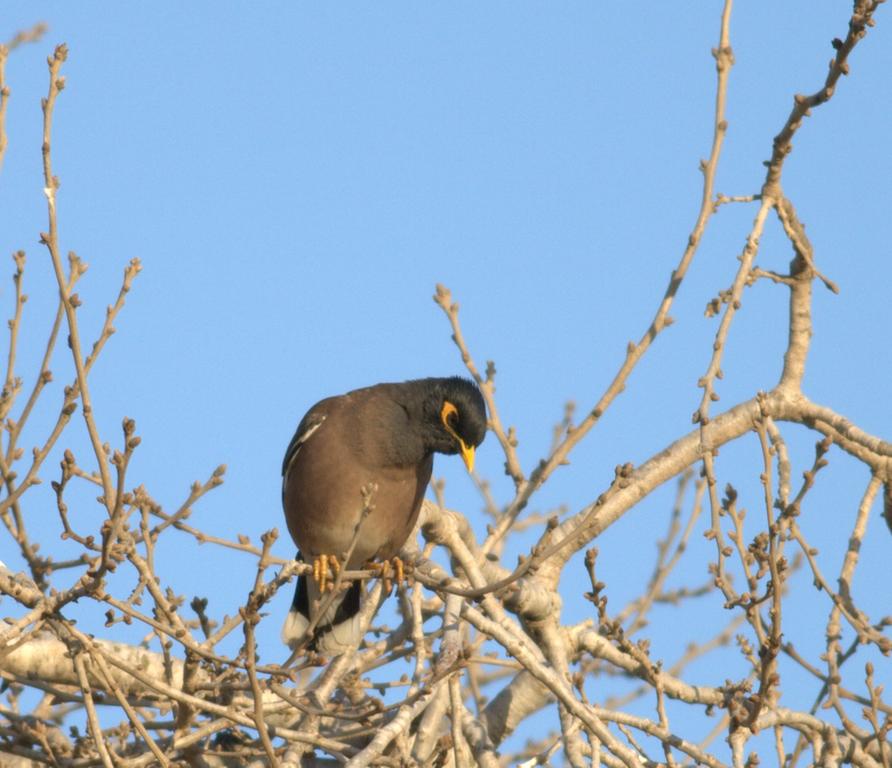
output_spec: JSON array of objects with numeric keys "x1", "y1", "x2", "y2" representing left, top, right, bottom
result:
[{"x1": 281, "y1": 376, "x2": 487, "y2": 655}]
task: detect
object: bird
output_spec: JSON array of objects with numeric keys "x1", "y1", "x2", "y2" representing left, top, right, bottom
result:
[{"x1": 281, "y1": 376, "x2": 487, "y2": 655}]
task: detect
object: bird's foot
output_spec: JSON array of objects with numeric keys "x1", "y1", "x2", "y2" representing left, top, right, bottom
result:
[
  {"x1": 367, "y1": 556, "x2": 411, "y2": 593},
  {"x1": 312, "y1": 553, "x2": 342, "y2": 592}
]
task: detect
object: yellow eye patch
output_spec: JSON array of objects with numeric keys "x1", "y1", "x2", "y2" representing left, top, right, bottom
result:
[
  {"x1": 440, "y1": 401, "x2": 459, "y2": 427},
  {"x1": 440, "y1": 400, "x2": 475, "y2": 472}
]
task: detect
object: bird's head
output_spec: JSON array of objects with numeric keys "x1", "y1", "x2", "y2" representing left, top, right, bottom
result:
[{"x1": 422, "y1": 377, "x2": 487, "y2": 471}]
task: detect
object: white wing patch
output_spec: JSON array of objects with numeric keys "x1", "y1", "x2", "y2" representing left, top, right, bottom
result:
[{"x1": 283, "y1": 415, "x2": 325, "y2": 479}]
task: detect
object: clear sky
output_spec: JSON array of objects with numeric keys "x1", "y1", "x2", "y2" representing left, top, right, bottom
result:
[{"x1": 2, "y1": 2, "x2": 890, "y2": 758}]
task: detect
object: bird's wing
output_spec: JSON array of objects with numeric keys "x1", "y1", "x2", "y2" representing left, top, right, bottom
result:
[{"x1": 281, "y1": 401, "x2": 333, "y2": 478}]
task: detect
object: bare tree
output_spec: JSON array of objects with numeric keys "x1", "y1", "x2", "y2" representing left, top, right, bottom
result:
[{"x1": 1, "y1": 3, "x2": 890, "y2": 766}]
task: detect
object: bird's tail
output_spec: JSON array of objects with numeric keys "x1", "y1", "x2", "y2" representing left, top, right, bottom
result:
[{"x1": 281, "y1": 561, "x2": 363, "y2": 655}]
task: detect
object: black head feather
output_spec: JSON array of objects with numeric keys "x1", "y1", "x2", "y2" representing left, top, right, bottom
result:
[
  {"x1": 411, "y1": 376, "x2": 487, "y2": 456},
  {"x1": 348, "y1": 377, "x2": 487, "y2": 466}
]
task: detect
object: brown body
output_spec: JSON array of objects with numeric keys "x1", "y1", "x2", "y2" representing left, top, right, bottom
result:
[{"x1": 283, "y1": 388, "x2": 433, "y2": 567}]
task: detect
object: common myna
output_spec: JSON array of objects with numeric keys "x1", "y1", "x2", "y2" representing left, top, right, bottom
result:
[{"x1": 281, "y1": 376, "x2": 487, "y2": 654}]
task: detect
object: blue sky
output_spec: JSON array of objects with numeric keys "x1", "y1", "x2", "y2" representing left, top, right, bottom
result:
[{"x1": 2, "y1": 2, "x2": 890, "y2": 758}]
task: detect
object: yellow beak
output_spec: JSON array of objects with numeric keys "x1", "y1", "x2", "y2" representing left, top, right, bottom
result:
[{"x1": 459, "y1": 441, "x2": 475, "y2": 473}]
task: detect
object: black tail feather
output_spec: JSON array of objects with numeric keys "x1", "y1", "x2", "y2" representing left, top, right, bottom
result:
[{"x1": 290, "y1": 552, "x2": 362, "y2": 652}]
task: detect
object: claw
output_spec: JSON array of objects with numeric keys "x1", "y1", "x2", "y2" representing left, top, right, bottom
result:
[
  {"x1": 368, "y1": 556, "x2": 410, "y2": 594},
  {"x1": 328, "y1": 557, "x2": 341, "y2": 589},
  {"x1": 311, "y1": 554, "x2": 341, "y2": 592}
]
